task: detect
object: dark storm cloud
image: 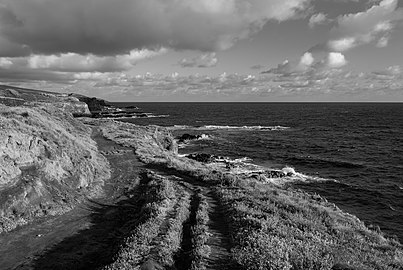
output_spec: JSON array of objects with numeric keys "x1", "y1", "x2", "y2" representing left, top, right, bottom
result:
[{"x1": 0, "y1": 0, "x2": 311, "y2": 56}]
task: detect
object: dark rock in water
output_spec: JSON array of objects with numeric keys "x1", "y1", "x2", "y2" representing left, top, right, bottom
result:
[
  {"x1": 187, "y1": 153, "x2": 216, "y2": 163},
  {"x1": 125, "y1": 105, "x2": 139, "y2": 109},
  {"x1": 177, "y1": 133, "x2": 199, "y2": 143},
  {"x1": 264, "y1": 170, "x2": 287, "y2": 178},
  {"x1": 177, "y1": 133, "x2": 207, "y2": 143}
]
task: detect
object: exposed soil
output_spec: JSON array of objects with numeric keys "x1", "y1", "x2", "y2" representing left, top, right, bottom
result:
[
  {"x1": 0, "y1": 129, "x2": 145, "y2": 270},
  {"x1": 0, "y1": 130, "x2": 241, "y2": 270},
  {"x1": 147, "y1": 166, "x2": 242, "y2": 270}
]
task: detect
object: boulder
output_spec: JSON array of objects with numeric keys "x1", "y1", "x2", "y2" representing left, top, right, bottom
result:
[
  {"x1": 186, "y1": 153, "x2": 216, "y2": 163},
  {"x1": 177, "y1": 133, "x2": 207, "y2": 143}
]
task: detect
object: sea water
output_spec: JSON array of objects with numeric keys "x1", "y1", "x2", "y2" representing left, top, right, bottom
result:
[{"x1": 114, "y1": 102, "x2": 403, "y2": 242}]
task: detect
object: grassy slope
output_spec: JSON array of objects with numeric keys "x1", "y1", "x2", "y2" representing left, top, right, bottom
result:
[
  {"x1": 96, "y1": 119, "x2": 403, "y2": 270},
  {"x1": 0, "y1": 103, "x2": 110, "y2": 233}
]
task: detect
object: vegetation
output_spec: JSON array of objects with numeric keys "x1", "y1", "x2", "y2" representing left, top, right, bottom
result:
[
  {"x1": 2, "y1": 99, "x2": 401, "y2": 269},
  {"x1": 96, "y1": 118, "x2": 403, "y2": 269},
  {"x1": 103, "y1": 170, "x2": 191, "y2": 270},
  {"x1": 0, "y1": 104, "x2": 110, "y2": 233},
  {"x1": 217, "y1": 181, "x2": 403, "y2": 269},
  {"x1": 190, "y1": 191, "x2": 210, "y2": 270}
]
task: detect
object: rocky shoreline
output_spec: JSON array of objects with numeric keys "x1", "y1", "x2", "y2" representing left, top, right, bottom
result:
[{"x1": 1, "y1": 85, "x2": 402, "y2": 269}]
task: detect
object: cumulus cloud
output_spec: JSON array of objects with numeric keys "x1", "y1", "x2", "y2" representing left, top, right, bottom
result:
[
  {"x1": 327, "y1": 52, "x2": 347, "y2": 68},
  {"x1": 308, "y1": 13, "x2": 330, "y2": 28},
  {"x1": 263, "y1": 50, "x2": 345, "y2": 76},
  {"x1": 0, "y1": 0, "x2": 311, "y2": 56},
  {"x1": 5, "y1": 65, "x2": 403, "y2": 102},
  {"x1": 328, "y1": 0, "x2": 403, "y2": 51},
  {"x1": 299, "y1": 52, "x2": 315, "y2": 67},
  {"x1": 71, "y1": 66, "x2": 403, "y2": 101},
  {"x1": 309, "y1": 0, "x2": 403, "y2": 53},
  {"x1": 0, "y1": 49, "x2": 166, "y2": 73},
  {"x1": 179, "y1": 53, "x2": 218, "y2": 68}
]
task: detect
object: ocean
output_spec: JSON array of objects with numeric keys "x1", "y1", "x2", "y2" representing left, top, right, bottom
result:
[{"x1": 113, "y1": 102, "x2": 403, "y2": 242}]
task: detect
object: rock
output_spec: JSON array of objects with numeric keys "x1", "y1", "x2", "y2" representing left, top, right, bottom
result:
[
  {"x1": 70, "y1": 94, "x2": 111, "y2": 113},
  {"x1": 52, "y1": 97, "x2": 91, "y2": 116},
  {"x1": 153, "y1": 128, "x2": 178, "y2": 154},
  {"x1": 264, "y1": 170, "x2": 287, "y2": 178},
  {"x1": 186, "y1": 153, "x2": 216, "y2": 163},
  {"x1": 177, "y1": 133, "x2": 208, "y2": 143},
  {"x1": 0, "y1": 103, "x2": 110, "y2": 233}
]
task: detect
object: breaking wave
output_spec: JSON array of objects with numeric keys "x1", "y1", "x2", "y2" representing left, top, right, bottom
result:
[
  {"x1": 171, "y1": 125, "x2": 290, "y2": 131},
  {"x1": 185, "y1": 153, "x2": 335, "y2": 185},
  {"x1": 106, "y1": 114, "x2": 169, "y2": 119}
]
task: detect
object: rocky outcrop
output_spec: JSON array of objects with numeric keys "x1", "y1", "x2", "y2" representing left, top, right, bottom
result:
[
  {"x1": 0, "y1": 85, "x2": 91, "y2": 116},
  {"x1": 52, "y1": 97, "x2": 91, "y2": 116},
  {"x1": 0, "y1": 104, "x2": 110, "y2": 233},
  {"x1": 70, "y1": 94, "x2": 111, "y2": 112},
  {"x1": 177, "y1": 133, "x2": 208, "y2": 143}
]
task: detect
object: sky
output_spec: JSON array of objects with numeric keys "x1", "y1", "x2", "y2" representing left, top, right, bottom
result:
[{"x1": 0, "y1": 0, "x2": 403, "y2": 102}]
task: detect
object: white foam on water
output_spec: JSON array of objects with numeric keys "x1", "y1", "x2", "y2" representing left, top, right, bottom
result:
[
  {"x1": 169, "y1": 125, "x2": 290, "y2": 131},
  {"x1": 107, "y1": 114, "x2": 169, "y2": 120},
  {"x1": 199, "y1": 125, "x2": 290, "y2": 131}
]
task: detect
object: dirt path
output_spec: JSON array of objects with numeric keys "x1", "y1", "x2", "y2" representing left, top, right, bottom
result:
[
  {"x1": 0, "y1": 129, "x2": 145, "y2": 270},
  {"x1": 203, "y1": 190, "x2": 240, "y2": 270},
  {"x1": 0, "y1": 130, "x2": 241, "y2": 270},
  {"x1": 147, "y1": 166, "x2": 242, "y2": 270}
]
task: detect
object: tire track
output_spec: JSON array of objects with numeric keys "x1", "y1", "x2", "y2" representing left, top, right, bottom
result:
[{"x1": 146, "y1": 167, "x2": 242, "y2": 270}]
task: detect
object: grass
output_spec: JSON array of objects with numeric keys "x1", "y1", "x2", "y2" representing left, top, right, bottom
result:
[
  {"x1": 103, "y1": 170, "x2": 191, "y2": 270},
  {"x1": 217, "y1": 181, "x2": 403, "y2": 270},
  {"x1": 92, "y1": 118, "x2": 403, "y2": 269},
  {"x1": 190, "y1": 191, "x2": 210, "y2": 270},
  {"x1": 0, "y1": 104, "x2": 110, "y2": 233}
]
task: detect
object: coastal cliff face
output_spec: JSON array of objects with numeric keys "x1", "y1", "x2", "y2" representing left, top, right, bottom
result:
[
  {"x1": 0, "y1": 102, "x2": 110, "y2": 233},
  {"x1": 0, "y1": 85, "x2": 91, "y2": 116}
]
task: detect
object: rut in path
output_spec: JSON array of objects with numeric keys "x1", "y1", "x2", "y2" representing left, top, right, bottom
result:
[
  {"x1": 27, "y1": 130, "x2": 147, "y2": 270},
  {"x1": 202, "y1": 189, "x2": 242, "y2": 270},
  {"x1": 147, "y1": 166, "x2": 242, "y2": 270}
]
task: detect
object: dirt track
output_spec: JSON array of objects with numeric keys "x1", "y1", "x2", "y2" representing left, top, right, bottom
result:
[{"x1": 0, "y1": 129, "x2": 241, "y2": 270}]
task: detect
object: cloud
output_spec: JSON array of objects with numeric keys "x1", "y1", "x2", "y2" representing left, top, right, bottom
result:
[
  {"x1": 82, "y1": 66, "x2": 403, "y2": 101},
  {"x1": 299, "y1": 52, "x2": 315, "y2": 67},
  {"x1": 327, "y1": 52, "x2": 347, "y2": 68},
  {"x1": 328, "y1": 0, "x2": 403, "y2": 51},
  {"x1": 0, "y1": 0, "x2": 311, "y2": 56},
  {"x1": 0, "y1": 48, "x2": 166, "y2": 76},
  {"x1": 308, "y1": 13, "x2": 330, "y2": 28},
  {"x1": 308, "y1": 0, "x2": 403, "y2": 53},
  {"x1": 6, "y1": 65, "x2": 403, "y2": 102},
  {"x1": 179, "y1": 53, "x2": 218, "y2": 68}
]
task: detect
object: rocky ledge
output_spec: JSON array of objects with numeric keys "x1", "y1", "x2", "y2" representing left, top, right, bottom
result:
[{"x1": 0, "y1": 85, "x2": 179, "y2": 234}]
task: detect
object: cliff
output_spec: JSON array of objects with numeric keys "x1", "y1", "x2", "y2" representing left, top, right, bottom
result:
[
  {"x1": 0, "y1": 88, "x2": 110, "y2": 233},
  {"x1": 0, "y1": 85, "x2": 91, "y2": 116}
]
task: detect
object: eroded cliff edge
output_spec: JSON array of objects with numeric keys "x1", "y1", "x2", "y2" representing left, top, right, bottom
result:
[
  {"x1": 0, "y1": 86, "x2": 112, "y2": 233},
  {"x1": 0, "y1": 107, "x2": 110, "y2": 233}
]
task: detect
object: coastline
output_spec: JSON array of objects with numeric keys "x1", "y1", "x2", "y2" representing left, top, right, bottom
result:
[{"x1": 1, "y1": 86, "x2": 402, "y2": 269}]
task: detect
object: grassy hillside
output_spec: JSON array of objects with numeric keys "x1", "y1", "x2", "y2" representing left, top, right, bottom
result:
[
  {"x1": 0, "y1": 84, "x2": 401, "y2": 269},
  {"x1": 0, "y1": 101, "x2": 110, "y2": 233},
  {"x1": 94, "y1": 118, "x2": 403, "y2": 270}
]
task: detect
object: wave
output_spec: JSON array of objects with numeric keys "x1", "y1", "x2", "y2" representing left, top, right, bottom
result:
[
  {"x1": 171, "y1": 125, "x2": 290, "y2": 131},
  {"x1": 186, "y1": 153, "x2": 335, "y2": 185},
  {"x1": 107, "y1": 114, "x2": 169, "y2": 119}
]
